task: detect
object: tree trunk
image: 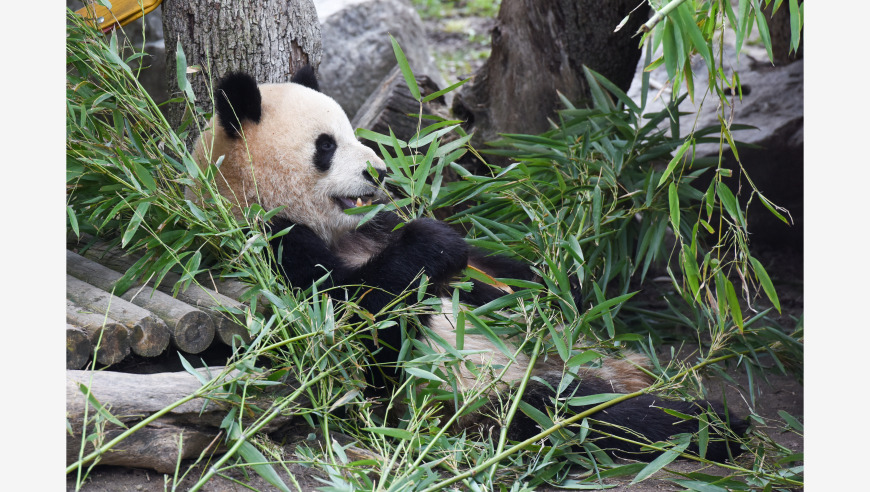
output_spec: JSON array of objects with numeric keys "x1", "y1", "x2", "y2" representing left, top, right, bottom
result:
[
  {"x1": 452, "y1": 0, "x2": 649, "y2": 165},
  {"x1": 161, "y1": 0, "x2": 322, "y2": 132}
]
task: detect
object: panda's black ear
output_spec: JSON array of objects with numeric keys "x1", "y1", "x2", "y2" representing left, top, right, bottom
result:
[
  {"x1": 215, "y1": 72, "x2": 262, "y2": 139},
  {"x1": 291, "y1": 65, "x2": 319, "y2": 92}
]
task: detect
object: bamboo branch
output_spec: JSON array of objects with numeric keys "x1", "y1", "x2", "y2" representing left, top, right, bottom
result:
[{"x1": 639, "y1": 0, "x2": 689, "y2": 33}]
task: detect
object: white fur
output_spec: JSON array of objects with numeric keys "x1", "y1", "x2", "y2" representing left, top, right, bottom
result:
[{"x1": 193, "y1": 82, "x2": 388, "y2": 245}]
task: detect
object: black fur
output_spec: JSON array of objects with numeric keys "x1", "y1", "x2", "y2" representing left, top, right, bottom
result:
[
  {"x1": 216, "y1": 72, "x2": 262, "y2": 138},
  {"x1": 291, "y1": 65, "x2": 320, "y2": 92},
  {"x1": 314, "y1": 134, "x2": 337, "y2": 172},
  {"x1": 270, "y1": 213, "x2": 468, "y2": 385},
  {"x1": 510, "y1": 373, "x2": 748, "y2": 462}
]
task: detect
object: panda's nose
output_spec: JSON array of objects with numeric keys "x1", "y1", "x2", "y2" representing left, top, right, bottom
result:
[{"x1": 363, "y1": 168, "x2": 387, "y2": 185}]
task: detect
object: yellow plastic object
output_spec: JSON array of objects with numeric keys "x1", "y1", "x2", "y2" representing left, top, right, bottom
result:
[{"x1": 75, "y1": 0, "x2": 163, "y2": 32}]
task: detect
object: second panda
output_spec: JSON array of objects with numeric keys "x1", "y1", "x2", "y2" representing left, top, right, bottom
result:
[{"x1": 192, "y1": 66, "x2": 747, "y2": 462}]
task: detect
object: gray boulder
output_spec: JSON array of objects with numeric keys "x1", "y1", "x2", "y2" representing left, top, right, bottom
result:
[{"x1": 314, "y1": 0, "x2": 445, "y2": 119}]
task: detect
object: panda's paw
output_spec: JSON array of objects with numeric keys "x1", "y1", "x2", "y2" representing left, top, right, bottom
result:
[{"x1": 397, "y1": 218, "x2": 469, "y2": 282}]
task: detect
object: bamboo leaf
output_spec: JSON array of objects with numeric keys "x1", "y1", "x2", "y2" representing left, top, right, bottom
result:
[
  {"x1": 724, "y1": 277, "x2": 744, "y2": 333},
  {"x1": 668, "y1": 182, "x2": 680, "y2": 234},
  {"x1": 519, "y1": 400, "x2": 554, "y2": 429},
  {"x1": 681, "y1": 246, "x2": 700, "y2": 301},
  {"x1": 421, "y1": 77, "x2": 469, "y2": 103},
  {"x1": 789, "y1": 0, "x2": 802, "y2": 53},
  {"x1": 592, "y1": 184, "x2": 602, "y2": 237},
  {"x1": 67, "y1": 205, "x2": 80, "y2": 237},
  {"x1": 716, "y1": 182, "x2": 745, "y2": 228},
  {"x1": 585, "y1": 66, "x2": 640, "y2": 114},
  {"x1": 363, "y1": 427, "x2": 414, "y2": 440},
  {"x1": 77, "y1": 383, "x2": 128, "y2": 428},
  {"x1": 121, "y1": 201, "x2": 150, "y2": 247},
  {"x1": 778, "y1": 409, "x2": 803, "y2": 432},
  {"x1": 675, "y1": 2, "x2": 713, "y2": 72},
  {"x1": 658, "y1": 139, "x2": 692, "y2": 187},
  {"x1": 749, "y1": 256, "x2": 781, "y2": 313},
  {"x1": 567, "y1": 393, "x2": 623, "y2": 406},
  {"x1": 390, "y1": 34, "x2": 420, "y2": 100},
  {"x1": 175, "y1": 40, "x2": 195, "y2": 102},
  {"x1": 406, "y1": 366, "x2": 445, "y2": 383},
  {"x1": 662, "y1": 18, "x2": 678, "y2": 79},
  {"x1": 566, "y1": 350, "x2": 601, "y2": 368},
  {"x1": 753, "y1": 0, "x2": 775, "y2": 62},
  {"x1": 237, "y1": 440, "x2": 292, "y2": 492},
  {"x1": 630, "y1": 439, "x2": 691, "y2": 484},
  {"x1": 356, "y1": 127, "x2": 407, "y2": 148}
]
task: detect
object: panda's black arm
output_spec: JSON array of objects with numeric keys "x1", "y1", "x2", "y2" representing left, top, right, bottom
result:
[
  {"x1": 269, "y1": 215, "x2": 468, "y2": 316},
  {"x1": 343, "y1": 216, "x2": 469, "y2": 314},
  {"x1": 269, "y1": 218, "x2": 350, "y2": 290}
]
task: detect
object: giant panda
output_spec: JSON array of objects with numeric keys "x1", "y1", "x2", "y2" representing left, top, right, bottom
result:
[{"x1": 192, "y1": 66, "x2": 748, "y2": 462}]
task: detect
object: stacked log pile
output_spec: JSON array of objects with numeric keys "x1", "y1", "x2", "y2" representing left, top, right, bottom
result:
[{"x1": 65, "y1": 239, "x2": 254, "y2": 369}]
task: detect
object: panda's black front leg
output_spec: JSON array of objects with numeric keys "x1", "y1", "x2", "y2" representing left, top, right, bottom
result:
[{"x1": 352, "y1": 217, "x2": 469, "y2": 303}]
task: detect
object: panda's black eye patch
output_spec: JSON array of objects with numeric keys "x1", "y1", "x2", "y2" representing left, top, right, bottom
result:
[{"x1": 314, "y1": 133, "x2": 337, "y2": 172}]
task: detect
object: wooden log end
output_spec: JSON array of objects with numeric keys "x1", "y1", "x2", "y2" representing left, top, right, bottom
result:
[
  {"x1": 172, "y1": 310, "x2": 216, "y2": 354},
  {"x1": 66, "y1": 324, "x2": 92, "y2": 370},
  {"x1": 90, "y1": 321, "x2": 132, "y2": 366},
  {"x1": 129, "y1": 316, "x2": 172, "y2": 357},
  {"x1": 215, "y1": 316, "x2": 252, "y2": 347}
]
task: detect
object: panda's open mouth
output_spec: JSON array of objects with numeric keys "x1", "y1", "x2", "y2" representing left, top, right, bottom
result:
[{"x1": 334, "y1": 195, "x2": 377, "y2": 212}]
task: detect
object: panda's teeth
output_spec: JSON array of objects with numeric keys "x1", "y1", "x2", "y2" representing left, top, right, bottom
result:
[
  {"x1": 355, "y1": 197, "x2": 363, "y2": 207},
  {"x1": 365, "y1": 198, "x2": 372, "y2": 206}
]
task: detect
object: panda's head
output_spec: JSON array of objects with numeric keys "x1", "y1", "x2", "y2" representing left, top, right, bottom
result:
[{"x1": 193, "y1": 67, "x2": 388, "y2": 245}]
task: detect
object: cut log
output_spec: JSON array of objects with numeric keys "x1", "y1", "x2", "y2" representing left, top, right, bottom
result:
[
  {"x1": 66, "y1": 275, "x2": 171, "y2": 357},
  {"x1": 66, "y1": 368, "x2": 302, "y2": 473},
  {"x1": 66, "y1": 299, "x2": 131, "y2": 366},
  {"x1": 67, "y1": 250, "x2": 215, "y2": 354},
  {"x1": 69, "y1": 238, "x2": 252, "y2": 347},
  {"x1": 66, "y1": 324, "x2": 92, "y2": 370}
]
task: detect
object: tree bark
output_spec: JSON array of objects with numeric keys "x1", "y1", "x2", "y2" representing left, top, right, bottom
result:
[
  {"x1": 452, "y1": 0, "x2": 649, "y2": 165},
  {"x1": 161, "y1": 0, "x2": 323, "y2": 132}
]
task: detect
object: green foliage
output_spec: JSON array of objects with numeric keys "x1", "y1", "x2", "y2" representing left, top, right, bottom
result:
[
  {"x1": 411, "y1": 0, "x2": 502, "y2": 18},
  {"x1": 66, "y1": 4, "x2": 803, "y2": 491}
]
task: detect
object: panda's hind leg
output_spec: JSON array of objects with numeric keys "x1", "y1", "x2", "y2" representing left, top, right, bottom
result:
[{"x1": 506, "y1": 365, "x2": 747, "y2": 463}]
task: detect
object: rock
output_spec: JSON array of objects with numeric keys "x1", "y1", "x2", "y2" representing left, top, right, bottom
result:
[{"x1": 313, "y1": 0, "x2": 446, "y2": 119}]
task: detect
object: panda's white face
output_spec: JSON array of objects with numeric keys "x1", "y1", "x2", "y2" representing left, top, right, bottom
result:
[{"x1": 195, "y1": 80, "x2": 388, "y2": 245}]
